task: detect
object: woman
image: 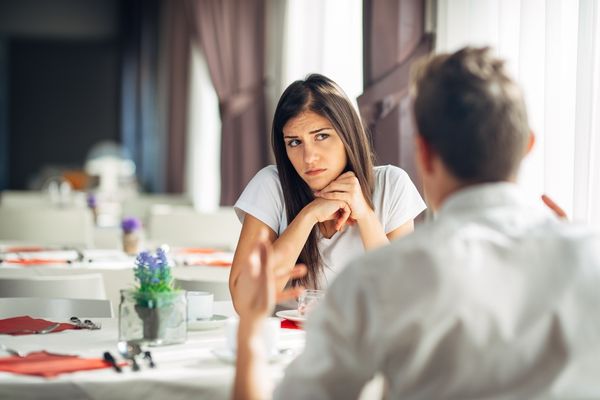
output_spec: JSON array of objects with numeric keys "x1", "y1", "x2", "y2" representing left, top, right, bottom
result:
[{"x1": 229, "y1": 74, "x2": 425, "y2": 307}]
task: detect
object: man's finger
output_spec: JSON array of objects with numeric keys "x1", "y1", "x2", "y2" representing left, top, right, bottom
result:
[
  {"x1": 541, "y1": 194, "x2": 568, "y2": 219},
  {"x1": 276, "y1": 287, "x2": 305, "y2": 303},
  {"x1": 288, "y1": 264, "x2": 308, "y2": 280}
]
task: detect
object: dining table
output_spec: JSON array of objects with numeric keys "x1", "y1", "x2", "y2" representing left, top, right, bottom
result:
[
  {"x1": 0, "y1": 301, "x2": 306, "y2": 400},
  {"x1": 0, "y1": 246, "x2": 232, "y2": 314}
]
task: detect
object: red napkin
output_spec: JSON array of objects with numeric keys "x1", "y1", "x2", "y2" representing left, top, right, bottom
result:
[
  {"x1": 3, "y1": 246, "x2": 48, "y2": 253},
  {"x1": 280, "y1": 319, "x2": 303, "y2": 330},
  {"x1": 2, "y1": 259, "x2": 70, "y2": 265},
  {"x1": 187, "y1": 260, "x2": 232, "y2": 267},
  {"x1": 0, "y1": 351, "x2": 113, "y2": 377},
  {"x1": 0, "y1": 316, "x2": 78, "y2": 336},
  {"x1": 178, "y1": 248, "x2": 218, "y2": 254}
]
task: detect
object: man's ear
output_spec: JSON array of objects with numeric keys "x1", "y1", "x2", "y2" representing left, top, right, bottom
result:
[
  {"x1": 525, "y1": 130, "x2": 536, "y2": 156},
  {"x1": 415, "y1": 134, "x2": 434, "y2": 174}
]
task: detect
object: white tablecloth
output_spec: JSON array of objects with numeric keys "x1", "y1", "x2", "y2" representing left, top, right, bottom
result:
[{"x1": 0, "y1": 302, "x2": 305, "y2": 400}]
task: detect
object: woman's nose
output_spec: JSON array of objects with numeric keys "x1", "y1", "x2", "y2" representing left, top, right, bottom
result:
[{"x1": 303, "y1": 143, "x2": 319, "y2": 164}]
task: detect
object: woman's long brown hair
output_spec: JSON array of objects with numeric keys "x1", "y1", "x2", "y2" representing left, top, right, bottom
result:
[{"x1": 271, "y1": 74, "x2": 375, "y2": 288}]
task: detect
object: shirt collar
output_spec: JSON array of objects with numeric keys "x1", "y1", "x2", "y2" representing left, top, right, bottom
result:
[{"x1": 437, "y1": 182, "x2": 531, "y2": 217}]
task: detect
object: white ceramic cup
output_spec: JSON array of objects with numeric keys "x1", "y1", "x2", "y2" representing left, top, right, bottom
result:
[
  {"x1": 225, "y1": 317, "x2": 280, "y2": 357},
  {"x1": 186, "y1": 291, "x2": 214, "y2": 321}
]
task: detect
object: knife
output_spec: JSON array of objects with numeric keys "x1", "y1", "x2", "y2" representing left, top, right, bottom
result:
[
  {"x1": 143, "y1": 350, "x2": 156, "y2": 368},
  {"x1": 103, "y1": 351, "x2": 122, "y2": 373}
]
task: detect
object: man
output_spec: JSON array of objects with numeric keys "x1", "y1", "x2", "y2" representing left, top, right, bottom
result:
[{"x1": 233, "y1": 47, "x2": 600, "y2": 399}]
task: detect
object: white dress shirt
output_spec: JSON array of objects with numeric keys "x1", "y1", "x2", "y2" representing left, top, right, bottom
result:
[{"x1": 274, "y1": 183, "x2": 600, "y2": 399}]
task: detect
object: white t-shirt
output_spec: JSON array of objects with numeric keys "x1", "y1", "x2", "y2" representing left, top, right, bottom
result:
[{"x1": 234, "y1": 165, "x2": 426, "y2": 288}]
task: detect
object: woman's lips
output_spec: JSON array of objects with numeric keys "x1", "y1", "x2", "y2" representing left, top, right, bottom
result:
[{"x1": 305, "y1": 168, "x2": 326, "y2": 176}]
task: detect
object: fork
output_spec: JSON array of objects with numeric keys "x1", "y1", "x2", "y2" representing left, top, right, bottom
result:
[{"x1": 3, "y1": 323, "x2": 61, "y2": 335}]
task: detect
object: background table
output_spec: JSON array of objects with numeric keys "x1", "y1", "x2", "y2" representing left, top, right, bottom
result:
[{"x1": 0, "y1": 255, "x2": 231, "y2": 314}]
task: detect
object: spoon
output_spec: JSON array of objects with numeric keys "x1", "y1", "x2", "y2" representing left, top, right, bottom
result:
[{"x1": 117, "y1": 341, "x2": 142, "y2": 372}]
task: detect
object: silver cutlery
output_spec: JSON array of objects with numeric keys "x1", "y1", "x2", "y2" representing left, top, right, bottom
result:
[
  {"x1": 117, "y1": 341, "x2": 142, "y2": 372},
  {"x1": 3, "y1": 323, "x2": 60, "y2": 335},
  {"x1": 143, "y1": 350, "x2": 156, "y2": 368},
  {"x1": 70, "y1": 316, "x2": 101, "y2": 330},
  {"x1": 103, "y1": 351, "x2": 122, "y2": 373}
]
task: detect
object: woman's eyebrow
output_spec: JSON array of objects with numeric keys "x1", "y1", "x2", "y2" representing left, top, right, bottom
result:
[{"x1": 284, "y1": 127, "x2": 332, "y2": 138}]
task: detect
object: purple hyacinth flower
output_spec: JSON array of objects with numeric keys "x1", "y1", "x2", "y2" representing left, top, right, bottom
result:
[{"x1": 121, "y1": 217, "x2": 142, "y2": 233}]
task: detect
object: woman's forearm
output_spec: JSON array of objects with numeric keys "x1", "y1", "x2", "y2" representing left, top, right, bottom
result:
[
  {"x1": 270, "y1": 206, "x2": 317, "y2": 291},
  {"x1": 356, "y1": 209, "x2": 389, "y2": 250}
]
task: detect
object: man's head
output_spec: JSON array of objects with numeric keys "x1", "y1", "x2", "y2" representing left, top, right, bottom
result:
[{"x1": 411, "y1": 47, "x2": 532, "y2": 209}]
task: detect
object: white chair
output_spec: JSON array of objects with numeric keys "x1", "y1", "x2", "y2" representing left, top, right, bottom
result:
[
  {"x1": 174, "y1": 278, "x2": 231, "y2": 301},
  {"x1": 0, "y1": 298, "x2": 113, "y2": 318},
  {"x1": 147, "y1": 206, "x2": 241, "y2": 250},
  {"x1": 0, "y1": 190, "x2": 48, "y2": 208},
  {"x1": 121, "y1": 194, "x2": 193, "y2": 222},
  {"x1": 0, "y1": 274, "x2": 107, "y2": 300},
  {"x1": 0, "y1": 206, "x2": 94, "y2": 248}
]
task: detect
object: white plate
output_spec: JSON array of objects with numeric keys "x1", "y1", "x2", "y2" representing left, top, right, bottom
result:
[
  {"x1": 211, "y1": 348, "x2": 294, "y2": 364},
  {"x1": 275, "y1": 310, "x2": 306, "y2": 323},
  {"x1": 187, "y1": 314, "x2": 228, "y2": 330}
]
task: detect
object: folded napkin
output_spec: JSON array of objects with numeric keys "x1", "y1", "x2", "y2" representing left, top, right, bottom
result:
[
  {"x1": 174, "y1": 251, "x2": 234, "y2": 267},
  {"x1": 3, "y1": 246, "x2": 48, "y2": 253},
  {"x1": 2, "y1": 259, "x2": 71, "y2": 266},
  {"x1": 0, "y1": 351, "x2": 113, "y2": 378},
  {"x1": 187, "y1": 260, "x2": 232, "y2": 267},
  {"x1": 280, "y1": 319, "x2": 303, "y2": 330},
  {"x1": 3, "y1": 250, "x2": 79, "y2": 262},
  {"x1": 0, "y1": 316, "x2": 77, "y2": 336},
  {"x1": 177, "y1": 247, "x2": 218, "y2": 254}
]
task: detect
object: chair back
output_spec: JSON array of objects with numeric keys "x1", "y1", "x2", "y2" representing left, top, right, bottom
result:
[
  {"x1": 174, "y1": 278, "x2": 231, "y2": 301},
  {"x1": 0, "y1": 297, "x2": 113, "y2": 318},
  {"x1": 0, "y1": 274, "x2": 107, "y2": 300},
  {"x1": 0, "y1": 207, "x2": 94, "y2": 248},
  {"x1": 147, "y1": 206, "x2": 241, "y2": 250}
]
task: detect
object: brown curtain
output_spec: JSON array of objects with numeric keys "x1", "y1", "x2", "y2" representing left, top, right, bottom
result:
[
  {"x1": 185, "y1": 0, "x2": 269, "y2": 205},
  {"x1": 165, "y1": 0, "x2": 191, "y2": 193},
  {"x1": 359, "y1": 0, "x2": 432, "y2": 183}
]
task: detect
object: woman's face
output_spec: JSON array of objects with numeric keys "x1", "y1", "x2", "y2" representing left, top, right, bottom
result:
[{"x1": 283, "y1": 110, "x2": 347, "y2": 191}]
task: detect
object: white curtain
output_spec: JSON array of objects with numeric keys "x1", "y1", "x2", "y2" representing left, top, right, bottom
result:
[
  {"x1": 280, "y1": 0, "x2": 363, "y2": 105},
  {"x1": 435, "y1": 0, "x2": 600, "y2": 226},
  {"x1": 185, "y1": 46, "x2": 221, "y2": 212}
]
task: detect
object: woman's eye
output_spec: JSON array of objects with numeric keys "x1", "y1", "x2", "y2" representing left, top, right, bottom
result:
[
  {"x1": 315, "y1": 133, "x2": 329, "y2": 141},
  {"x1": 287, "y1": 139, "x2": 301, "y2": 147}
]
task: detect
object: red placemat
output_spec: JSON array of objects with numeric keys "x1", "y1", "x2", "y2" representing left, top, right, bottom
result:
[
  {"x1": 187, "y1": 260, "x2": 232, "y2": 267},
  {"x1": 0, "y1": 316, "x2": 77, "y2": 336},
  {"x1": 2, "y1": 259, "x2": 70, "y2": 265},
  {"x1": 280, "y1": 319, "x2": 303, "y2": 330},
  {"x1": 0, "y1": 351, "x2": 114, "y2": 377}
]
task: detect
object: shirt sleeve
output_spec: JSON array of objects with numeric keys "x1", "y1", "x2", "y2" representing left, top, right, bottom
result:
[
  {"x1": 274, "y1": 264, "x2": 378, "y2": 400},
  {"x1": 382, "y1": 166, "x2": 426, "y2": 233},
  {"x1": 233, "y1": 166, "x2": 284, "y2": 235}
]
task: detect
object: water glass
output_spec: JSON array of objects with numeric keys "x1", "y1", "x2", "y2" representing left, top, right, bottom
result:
[{"x1": 297, "y1": 289, "x2": 325, "y2": 317}]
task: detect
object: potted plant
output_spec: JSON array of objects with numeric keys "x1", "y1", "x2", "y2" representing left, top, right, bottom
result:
[
  {"x1": 121, "y1": 217, "x2": 143, "y2": 255},
  {"x1": 119, "y1": 248, "x2": 186, "y2": 345}
]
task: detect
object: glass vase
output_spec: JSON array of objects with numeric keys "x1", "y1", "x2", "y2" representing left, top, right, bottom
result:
[
  {"x1": 118, "y1": 289, "x2": 187, "y2": 346},
  {"x1": 122, "y1": 231, "x2": 142, "y2": 255}
]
